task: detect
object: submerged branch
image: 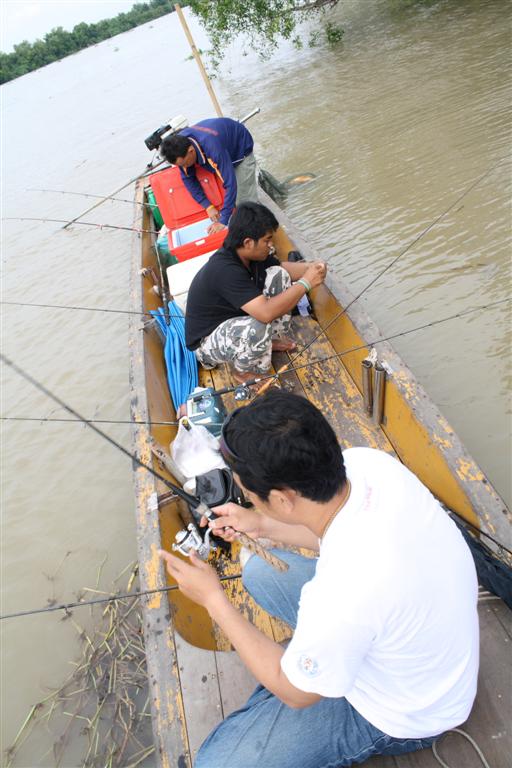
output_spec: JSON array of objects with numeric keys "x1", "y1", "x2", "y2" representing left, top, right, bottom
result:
[{"x1": 4, "y1": 562, "x2": 154, "y2": 767}]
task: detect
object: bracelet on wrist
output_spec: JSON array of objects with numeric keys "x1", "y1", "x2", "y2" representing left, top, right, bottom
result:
[{"x1": 297, "y1": 278, "x2": 312, "y2": 294}]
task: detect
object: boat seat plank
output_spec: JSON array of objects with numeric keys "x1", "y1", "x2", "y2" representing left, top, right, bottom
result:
[
  {"x1": 175, "y1": 635, "x2": 223, "y2": 761},
  {"x1": 459, "y1": 602, "x2": 512, "y2": 766},
  {"x1": 270, "y1": 349, "x2": 307, "y2": 395},
  {"x1": 198, "y1": 360, "x2": 294, "y2": 648},
  {"x1": 489, "y1": 599, "x2": 512, "y2": 638},
  {"x1": 197, "y1": 363, "x2": 240, "y2": 426},
  {"x1": 365, "y1": 758, "x2": 400, "y2": 767},
  {"x1": 289, "y1": 317, "x2": 396, "y2": 453},
  {"x1": 175, "y1": 638, "x2": 259, "y2": 763},
  {"x1": 215, "y1": 650, "x2": 258, "y2": 717}
]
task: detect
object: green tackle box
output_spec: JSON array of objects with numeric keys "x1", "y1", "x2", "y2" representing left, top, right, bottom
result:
[{"x1": 146, "y1": 188, "x2": 164, "y2": 230}]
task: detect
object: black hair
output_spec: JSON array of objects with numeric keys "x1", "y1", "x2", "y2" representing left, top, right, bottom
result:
[
  {"x1": 224, "y1": 202, "x2": 279, "y2": 250},
  {"x1": 160, "y1": 133, "x2": 193, "y2": 163},
  {"x1": 224, "y1": 390, "x2": 346, "y2": 502}
]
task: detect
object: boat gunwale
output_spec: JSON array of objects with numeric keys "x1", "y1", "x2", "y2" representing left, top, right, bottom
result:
[
  {"x1": 128, "y1": 177, "x2": 191, "y2": 768},
  {"x1": 259, "y1": 190, "x2": 510, "y2": 552}
]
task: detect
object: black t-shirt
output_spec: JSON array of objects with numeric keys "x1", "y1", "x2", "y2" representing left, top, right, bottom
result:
[{"x1": 185, "y1": 246, "x2": 280, "y2": 350}]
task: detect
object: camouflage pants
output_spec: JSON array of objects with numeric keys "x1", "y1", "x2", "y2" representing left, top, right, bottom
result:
[{"x1": 196, "y1": 266, "x2": 292, "y2": 373}]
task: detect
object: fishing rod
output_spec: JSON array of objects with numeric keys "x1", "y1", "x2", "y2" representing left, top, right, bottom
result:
[
  {"x1": 59, "y1": 106, "x2": 261, "y2": 230},
  {"x1": 268, "y1": 159, "x2": 505, "y2": 391},
  {"x1": 0, "y1": 353, "x2": 289, "y2": 574},
  {"x1": 0, "y1": 416, "x2": 179, "y2": 426},
  {"x1": 2, "y1": 301, "x2": 510, "y2": 561},
  {"x1": 60, "y1": 157, "x2": 167, "y2": 229},
  {"x1": 191, "y1": 297, "x2": 510, "y2": 398},
  {"x1": 0, "y1": 573, "x2": 242, "y2": 621},
  {"x1": 3, "y1": 390, "x2": 509, "y2": 558},
  {"x1": 2, "y1": 216, "x2": 158, "y2": 236},
  {"x1": 2, "y1": 299, "x2": 507, "y2": 427},
  {"x1": 0, "y1": 354, "x2": 190, "y2": 499}
]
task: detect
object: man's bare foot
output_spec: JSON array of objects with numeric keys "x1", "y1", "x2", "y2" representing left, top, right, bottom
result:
[{"x1": 271, "y1": 337, "x2": 297, "y2": 352}]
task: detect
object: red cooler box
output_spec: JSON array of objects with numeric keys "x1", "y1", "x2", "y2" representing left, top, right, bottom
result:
[{"x1": 150, "y1": 165, "x2": 226, "y2": 261}]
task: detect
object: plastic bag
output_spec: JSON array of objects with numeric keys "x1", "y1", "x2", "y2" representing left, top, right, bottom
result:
[{"x1": 170, "y1": 417, "x2": 226, "y2": 482}]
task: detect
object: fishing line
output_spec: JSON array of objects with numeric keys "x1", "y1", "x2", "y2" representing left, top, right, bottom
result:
[
  {"x1": 27, "y1": 188, "x2": 148, "y2": 206},
  {"x1": 445, "y1": 513, "x2": 512, "y2": 559},
  {"x1": 1, "y1": 297, "x2": 318, "y2": 321},
  {"x1": 0, "y1": 299, "x2": 184, "y2": 320},
  {"x1": 279, "y1": 159, "x2": 504, "y2": 379},
  {"x1": 0, "y1": 573, "x2": 242, "y2": 621},
  {"x1": 2, "y1": 216, "x2": 158, "y2": 236}
]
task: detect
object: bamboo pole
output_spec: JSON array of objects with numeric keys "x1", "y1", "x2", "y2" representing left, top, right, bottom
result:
[{"x1": 174, "y1": 3, "x2": 223, "y2": 117}]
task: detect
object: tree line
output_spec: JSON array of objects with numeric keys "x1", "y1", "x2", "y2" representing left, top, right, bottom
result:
[
  {"x1": 0, "y1": 0, "x2": 180, "y2": 85},
  {"x1": 1, "y1": 1, "x2": 348, "y2": 86}
]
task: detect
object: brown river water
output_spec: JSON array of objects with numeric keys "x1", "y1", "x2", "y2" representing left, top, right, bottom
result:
[{"x1": 1, "y1": 0, "x2": 510, "y2": 762}]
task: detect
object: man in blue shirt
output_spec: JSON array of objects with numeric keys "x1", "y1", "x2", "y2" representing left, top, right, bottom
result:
[{"x1": 160, "y1": 117, "x2": 257, "y2": 232}]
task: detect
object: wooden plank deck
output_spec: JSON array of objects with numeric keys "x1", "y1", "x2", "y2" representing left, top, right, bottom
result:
[{"x1": 176, "y1": 315, "x2": 511, "y2": 766}]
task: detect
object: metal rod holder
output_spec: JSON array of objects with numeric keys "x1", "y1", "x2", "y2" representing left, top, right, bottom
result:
[
  {"x1": 362, "y1": 359, "x2": 373, "y2": 416},
  {"x1": 372, "y1": 364, "x2": 386, "y2": 425}
]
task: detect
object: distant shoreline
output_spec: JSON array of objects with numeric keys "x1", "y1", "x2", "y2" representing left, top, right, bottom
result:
[{"x1": 0, "y1": 0, "x2": 182, "y2": 85}]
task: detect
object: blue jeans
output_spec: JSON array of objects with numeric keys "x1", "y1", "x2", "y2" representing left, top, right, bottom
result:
[{"x1": 195, "y1": 550, "x2": 437, "y2": 767}]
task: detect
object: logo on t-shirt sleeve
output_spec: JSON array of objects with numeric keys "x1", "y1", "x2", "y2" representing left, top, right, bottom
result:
[{"x1": 298, "y1": 654, "x2": 319, "y2": 677}]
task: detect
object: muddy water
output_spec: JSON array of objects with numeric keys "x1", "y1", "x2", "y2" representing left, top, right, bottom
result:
[{"x1": 1, "y1": 0, "x2": 510, "y2": 762}]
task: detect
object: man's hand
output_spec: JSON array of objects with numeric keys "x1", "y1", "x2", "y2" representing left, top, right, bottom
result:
[
  {"x1": 158, "y1": 549, "x2": 226, "y2": 610},
  {"x1": 206, "y1": 205, "x2": 220, "y2": 222},
  {"x1": 201, "y1": 502, "x2": 265, "y2": 542},
  {"x1": 303, "y1": 261, "x2": 327, "y2": 289},
  {"x1": 207, "y1": 221, "x2": 227, "y2": 235}
]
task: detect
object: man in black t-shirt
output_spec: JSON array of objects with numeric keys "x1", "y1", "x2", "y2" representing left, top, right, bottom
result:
[{"x1": 185, "y1": 202, "x2": 327, "y2": 384}]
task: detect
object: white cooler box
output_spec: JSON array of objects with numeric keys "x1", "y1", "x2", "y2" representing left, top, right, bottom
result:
[{"x1": 166, "y1": 251, "x2": 214, "y2": 313}]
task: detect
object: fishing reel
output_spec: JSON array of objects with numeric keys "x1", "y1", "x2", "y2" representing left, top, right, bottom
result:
[
  {"x1": 172, "y1": 467, "x2": 250, "y2": 559},
  {"x1": 144, "y1": 114, "x2": 188, "y2": 151},
  {"x1": 173, "y1": 523, "x2": 214, "y2": 560},
  {"x1": 234, "y1": 384, "x2": 251, "y2": 401}
]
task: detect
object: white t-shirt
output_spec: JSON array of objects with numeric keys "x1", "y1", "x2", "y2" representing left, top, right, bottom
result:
[{"x1": 281, "y1": 447, "x2": 479, "y2": 738}]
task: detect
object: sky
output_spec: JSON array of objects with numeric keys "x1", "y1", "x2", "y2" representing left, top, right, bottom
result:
[{"x1": 1, "y1": 1, "x2": 140, "y2": 53}]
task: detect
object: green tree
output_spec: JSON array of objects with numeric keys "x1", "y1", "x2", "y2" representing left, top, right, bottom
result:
[
  {"x1": 71, "y1": 22, "x2": 98, "y2": 48},
  {"x1": 44, "y1": 27, "x2": 76, "y2": 60},
  {"x1": 188, "y1": 0, "x2": 344, "y2": 68}
]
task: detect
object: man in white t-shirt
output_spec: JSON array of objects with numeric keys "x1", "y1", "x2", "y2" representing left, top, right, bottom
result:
[{"x1": 159, "y1": 390, "x2": 479, "y2": 768}]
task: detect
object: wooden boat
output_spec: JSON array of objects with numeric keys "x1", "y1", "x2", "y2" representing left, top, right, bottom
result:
[{"x1": 128, "y1": 163, "x2": 511, "y2": 768}]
